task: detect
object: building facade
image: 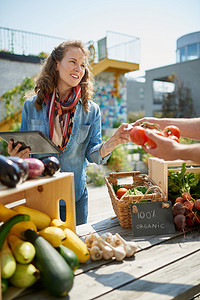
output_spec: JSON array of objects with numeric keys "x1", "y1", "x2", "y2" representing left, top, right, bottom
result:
[{"x1": 127, "y1": 31, "x2": 200, "y2": 118}]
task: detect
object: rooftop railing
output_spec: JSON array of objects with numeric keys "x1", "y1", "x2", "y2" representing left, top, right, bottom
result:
[
  {"x1": 0, "y1": 27, "x2": 140, "y2": 64},
  {"x1": 0, "y1": 26, "x2": 65, "y2": 56}
]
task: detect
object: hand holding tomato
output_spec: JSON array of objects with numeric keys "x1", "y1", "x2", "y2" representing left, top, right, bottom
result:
[
  {"x1": 143, "y1": 128, "x2": 182, "y2": 161},
  {"x1": 130, "y1": 123, "x2": 180, "y2": 149}
]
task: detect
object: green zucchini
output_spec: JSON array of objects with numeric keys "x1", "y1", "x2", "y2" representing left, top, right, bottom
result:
[
  {"x1": 1, "y1": 277, "x2": 8, "y2": 294},
  {"x1": 56, "y1": 244, "x2": 79, "y2": 272},
  {"x1": 24, "y1": 229, "x2": 74, "y2": 297},
  {"x1": 0, "y1": 214, "x2": 30, "y2": 250}
]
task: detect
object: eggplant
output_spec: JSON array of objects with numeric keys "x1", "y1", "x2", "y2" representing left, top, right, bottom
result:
[
  {"x1": 24, "y1": 158, "x2": 45, "y2": 179},
  {"x1": 0, "y1": 155, "x2": 23, "y2": 187},
  {"x1": 9, "y1": 156, "x2": 29, "y2": 182},
  {"x1": 40, "y1": 156, "x2": 60, "y2": 176}
]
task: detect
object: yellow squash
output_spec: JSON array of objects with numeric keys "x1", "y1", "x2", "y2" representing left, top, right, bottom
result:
[
  {"x1": 0, "y1": 239, "x2": 16, "y2": 279},
  {"x1": 38, "y1": 226, "x2": 66, "y2": 248},
  {"x1": 0, "y1": 203, "x2": 18, "y2": 222},
  {"x1": 13, "y1": 205, "x2": 51, "y2": 230},
  {"x1": 10, "y1": 221, "x2": 37, "y2": 239},
  {"x1": 7, "y1": 234, "x2": 36, "y2": 264},
  {"x1": 61, "y1": 227, "x2": 90, "y2": 264}
]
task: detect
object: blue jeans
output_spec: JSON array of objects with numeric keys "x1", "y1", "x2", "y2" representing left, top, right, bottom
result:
[{"x1": 60, "y1": 188, "x2": 88, "y2": 226}]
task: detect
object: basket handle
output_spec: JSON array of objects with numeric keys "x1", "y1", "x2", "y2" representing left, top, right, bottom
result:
[
  {"x1": 109, "y1": 171, "x2": 140, "y2": 178},
  {"x1": 138, "y1": 185, "x2": 167, "y2": 202},
  {"x1": 108, "y1": 171, "x2": 141, "y2": 185}
]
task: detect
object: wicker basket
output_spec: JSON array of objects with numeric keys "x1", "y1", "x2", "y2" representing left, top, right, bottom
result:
[{"x1": 105, "y1": 171, "x2": 166, "y2": 228}]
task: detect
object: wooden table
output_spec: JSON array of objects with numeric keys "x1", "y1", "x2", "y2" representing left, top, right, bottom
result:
[{"x1": 4, "y1": 217, "x2": 200, "y2": 300}]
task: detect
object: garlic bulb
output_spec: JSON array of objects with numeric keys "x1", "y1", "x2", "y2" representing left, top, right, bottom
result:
[
  {"x1": 100, "y1": 238, "x2": 126, "y2": 261},
  {"x1": 100, "y1": 232, "x2": 113, "y2": 244},
  {"x1": 115, "y1": 233, "x2": 138, "y2": 257},
  {"x1": 111, "y1": 234, "x2": 123, "y2": 247},
  {"x1": 90, "y1": 245, "x2": 103, "y2": 261}
]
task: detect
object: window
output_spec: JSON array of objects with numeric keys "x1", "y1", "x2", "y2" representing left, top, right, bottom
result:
[
  {"x1": 180, "y1": 47, "x2": 186, "y2": 62},
  {"x1": 139, "y1": 88, "x2": 144, "y2": 100},
  {"x1": 187, "y1": 43, "x2": 198, "y2": 60}
]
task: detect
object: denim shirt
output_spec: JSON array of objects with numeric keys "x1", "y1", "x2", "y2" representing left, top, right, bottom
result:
[{"x1": 21, "y1": 96, "x2": 110, "y2": 201}]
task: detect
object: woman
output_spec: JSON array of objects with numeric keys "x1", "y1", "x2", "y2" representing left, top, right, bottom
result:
[
  {"x1": 8, "y1": 40, "x2": 130, "y2": 225},
  {"x1": 131, "y1": 117, "x2": 200, "y2": 164}
]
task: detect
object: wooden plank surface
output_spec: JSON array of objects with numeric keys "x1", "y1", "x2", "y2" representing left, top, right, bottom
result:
[
  {"x1": 11, "y1": 225, "x2": 200, "y2": 300},
  {"x1": 96, "y1": 249, "x2": 200, "y2": 300},
  {"x1": 69, "y1": 228, "x2": 200, "y2": 300}
]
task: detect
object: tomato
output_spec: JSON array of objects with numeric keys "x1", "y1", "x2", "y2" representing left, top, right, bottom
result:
[
  {"x1": 169, "y1": 135, "x2": 180, "y2": 143},
  {"x1": 116, "y1": 187, "x2": 128, "y2": 198},
  {"x1": 164, "y1": 125, "x2": 180, "y2": 139},
  {"x1": 130, "y1": 126, "x2": 147, "y2": 145},
  {"x1": 146, "y1": 130, "x2": 165, "y2": 148}
]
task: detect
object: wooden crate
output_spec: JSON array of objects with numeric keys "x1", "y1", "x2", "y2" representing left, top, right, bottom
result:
[
  {"x1": 148, "y1": 157, "x2": 200, "y2": 198},
  {"x1": 0, "y1": 172, "x2": 76, "y2": 299}
]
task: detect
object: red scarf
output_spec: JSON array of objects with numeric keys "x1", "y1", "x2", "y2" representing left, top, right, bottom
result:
[{"x1": 45, "y1": 85, "x2": 81, "y2": 150}]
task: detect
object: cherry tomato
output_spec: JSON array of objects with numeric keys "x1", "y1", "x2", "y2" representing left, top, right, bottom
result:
[
  {"x1": 130, "y1": 126, "x2": 147, "y2": 145},
  {"x1": 164, "y1": 125, "x2": 180, "y2": 139},
  {"x1": 146, "y1": 130, "x2": 165, "y2": 148},
  {"x1": 169, "y1": 135, "x2": 180, "y2": 143},
  {"x1": 116, "y1": 187, "x2": 128, "y2": 198}
]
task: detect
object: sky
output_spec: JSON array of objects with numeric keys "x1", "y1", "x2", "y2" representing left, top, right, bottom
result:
[{"x1": 0, "y1": 0, "x2": 199, "y2": 78}]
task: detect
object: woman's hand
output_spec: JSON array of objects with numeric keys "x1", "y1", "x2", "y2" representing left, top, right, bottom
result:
[
  {"x1": 112, "y1": 123, "x2": 131, "y2": 145},
  {"x1": 100, "y1": 123, "x2": 130, "y2": 158},
  {"x1": 143, "y1": 129, "x2": 181, "y2": 161},
  {"x1": 7, "y1": 139, "x2": 31, "y2": 158}
]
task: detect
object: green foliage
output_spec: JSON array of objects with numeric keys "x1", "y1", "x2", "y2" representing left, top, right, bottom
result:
[
  {"x1": 168, "y1": 163, "x2": 200, "y2": 201},
  {"x1": 0, "y1": 140, "x2": 9, "y2": 156},
  {"x1": 127, "y1": 111, "x2": 144, "y2": 123},
  {"x1": 0, "y1": 122, "x2": 21, "y2": 156},
  {"x1": 86, "y1": 164, "x2": 105, "y2": 186},
  {"x1": 112, "y1": 120, "x2": 122, "y2": 128},
  {"x1": 1, "y1": 77, "x2": 35, "y2": 120},
  {"x1": 106, "y1": 144, "x2": 131, "y2": 172}
]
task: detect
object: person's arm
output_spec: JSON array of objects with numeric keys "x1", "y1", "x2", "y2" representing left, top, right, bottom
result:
[
  {"x1": 132, "y1": 117, "x2": 200, "y2": 141},
  {"x1": 144, "y1": 129, "x2": 200, "y2": 164},
  {"x1": 100, "y1": 123, "x2": 130, "y2": 158}
]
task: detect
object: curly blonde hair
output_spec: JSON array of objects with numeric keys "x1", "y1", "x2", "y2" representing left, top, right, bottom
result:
[{"x1": 34, "y1": 40, "x2": 94, "y2": 112}]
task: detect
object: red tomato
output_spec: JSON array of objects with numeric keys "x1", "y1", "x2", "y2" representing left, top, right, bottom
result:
[
  {"x1": 146, "y1": 130, "x2": 165, "y2": 148},
  {"x1": 164, "y1": 125, "x2": 180, "y2": 139},
  {"x1": 116, "y1": 187, "x2": 128, "y2": 198},
  {"x1": 130, "y1": 126, "x2": 147, "y2": 145},
  {"x1": 169, "y1": 135, "x2": 180, "y2": 143}
]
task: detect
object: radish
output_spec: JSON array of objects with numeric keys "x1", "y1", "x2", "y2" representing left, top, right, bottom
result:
[
  {"x1": 172, "y1": 202, "x2": 185, "y2": 216},
  {"x1": 174, "y1": 214, "x2": 186, "y2": 231},
  {"x1": 182, "y1": 192, "x2": 191, "y2": 201},
  {"x1": 194, "y1": 199, "x2": 200, "y2": 211},
  {"x1": 186, "y1": 217, "x2": 195, "y2": 227},
  {"x1": 183, "y1": 200, "x2": 194, "y2": 211},
  {"x1": 175, "y1": 197, "x2": 184, "y2": 204}
]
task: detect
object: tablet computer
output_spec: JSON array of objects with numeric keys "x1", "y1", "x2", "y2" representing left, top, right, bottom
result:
[{"x1": 0, "y1": 130, "x2": 62, "y2": 154}]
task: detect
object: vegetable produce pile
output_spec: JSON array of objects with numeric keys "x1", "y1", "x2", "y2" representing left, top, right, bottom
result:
[
  {"x1": 0, "y1": 204, "x2": 90, "y2": 297},
  {"x1": 130, "y1": 122, "x2": 180, "y2": 148},
  {"x1": 114, "y1": 185, "x2": 152, "y2": 201},
  {"x1": 169, "y1": 163, "x2": 200, "y2": 232},
  {"x1": 0, "y1": 154, "x2": 60, "y2": 188}
]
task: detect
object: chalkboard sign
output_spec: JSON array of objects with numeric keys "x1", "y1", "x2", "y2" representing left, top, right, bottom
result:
[{"x1": 130, "y1": 201, "x2": 176, "y2": 237}]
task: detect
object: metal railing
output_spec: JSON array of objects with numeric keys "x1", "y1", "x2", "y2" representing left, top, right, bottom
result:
[
  {"x1": 86, "y1": 30, "x2": 140, "y2": 65},
  {"x1": 0, "y1": 27, "x2": 66, "y2": 56},
  {"x1": 0, "y1": 27, "x2": 140, "y2": 63}
]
